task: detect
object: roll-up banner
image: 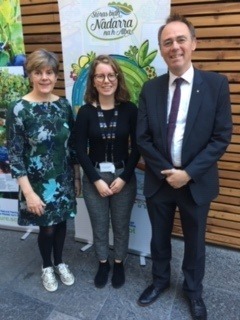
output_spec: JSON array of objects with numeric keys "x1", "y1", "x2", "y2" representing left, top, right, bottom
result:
[
  {"x1": 58, "y1": 0, "x2": 170, "y2": 256},
  {"x1": 0, "y1": 0, "x2": 35, "y2": 232}
]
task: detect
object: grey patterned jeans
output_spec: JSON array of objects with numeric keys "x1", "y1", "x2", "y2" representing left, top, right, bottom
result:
[{"x1": 82, "y1": 168, "x2": 137, "y2": 261}]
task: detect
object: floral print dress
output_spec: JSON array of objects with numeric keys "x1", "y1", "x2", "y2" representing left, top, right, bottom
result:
[{"x1": 6, "y1": 98, "x2": 77, "y2": 226}]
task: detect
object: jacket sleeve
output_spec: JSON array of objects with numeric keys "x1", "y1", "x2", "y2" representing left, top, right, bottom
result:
[
  {"x1": 184, "y1": 74, "x2": 232, "y2": 182},
  {"x1": 136, "y1": 81, "x2": 172, "y2": 182}
]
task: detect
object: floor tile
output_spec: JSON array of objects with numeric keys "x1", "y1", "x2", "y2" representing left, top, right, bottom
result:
[{"x1": 0, "y1": 224, "x2": 239, "y2": 320}]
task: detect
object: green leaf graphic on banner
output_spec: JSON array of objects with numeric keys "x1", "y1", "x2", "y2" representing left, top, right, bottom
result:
[
  {"x1": 108, "y1": 2, "x2": 133, "y2": 14},
  {"x1": 138, "y1": 40, "x2": 157, "y2": 68},
  {"x1": 138, "y1": 40, "x2": 149, "y2": 66}
]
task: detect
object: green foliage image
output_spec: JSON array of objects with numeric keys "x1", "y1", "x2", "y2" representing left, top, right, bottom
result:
[
  {"x1": 0, "y1": 0, "x2": 26, "y2": 67},
  {"x1": 0, "y1": 69, "x2": 29, "y2": 146},
  {"x1": 0, "y1": 0, "x2": 27, "y2": 146}
]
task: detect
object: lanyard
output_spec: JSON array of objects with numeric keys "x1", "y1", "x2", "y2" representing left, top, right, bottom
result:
[{"x1": 97, "y1": 104, "x2": 118, "y2": 162}]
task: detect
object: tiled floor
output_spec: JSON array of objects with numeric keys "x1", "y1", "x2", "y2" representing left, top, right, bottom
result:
[{"x1": 0, "y1": 221, "x2": 239, "y2": 320}]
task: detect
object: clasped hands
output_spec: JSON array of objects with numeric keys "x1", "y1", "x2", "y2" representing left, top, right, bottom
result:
[
  {"x1": 94, "y1": 178, "x2": 126, "y2": 197},
  {"x1": 161, "y1": 168, "x2": 191, "y2": 189}
]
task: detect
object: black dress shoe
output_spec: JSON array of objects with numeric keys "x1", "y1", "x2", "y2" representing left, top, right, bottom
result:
[
  {"x1": 188, "y1": 297, "x2": 207, "y2": 320},
  {"x1": 137, "y1": 284, "x2": 168, "y2": 307}
]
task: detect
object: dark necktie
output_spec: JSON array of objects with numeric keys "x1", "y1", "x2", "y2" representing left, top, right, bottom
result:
[{"x1": 167, "y1": 77, "x2": 184, "y2": 161}]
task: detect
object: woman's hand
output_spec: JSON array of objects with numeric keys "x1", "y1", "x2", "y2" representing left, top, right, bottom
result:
[
  {"x1": 25, "y1": 192, "x2": 46, "y2": 216},
  {"x1": 94, "y1": 179, "x2": 113, "y2": 197},
  {"x1": 110, "y1": 177, "x2": 126, "y2": 194},
  {"x1": 74, "y1": 179, "x2": 81, "y2": 197}
]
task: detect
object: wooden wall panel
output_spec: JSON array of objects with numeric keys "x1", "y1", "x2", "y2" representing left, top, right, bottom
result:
[
  {"x1": 20, "y1": 0, "x2": 240, "y2": 249},
  {"x1": 171, "y1": 0, "x2": 240, "y2": 249},
  {"x1": 20, "y1": 0, "x2": 64, "y2": 96}
]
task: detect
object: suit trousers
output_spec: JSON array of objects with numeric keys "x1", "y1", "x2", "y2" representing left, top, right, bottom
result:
[
  {"x1": 146, "y1": 180, "x2": 210, "y2": 298},
  {"x1": 82, "y1": 168, "x2": 136, "y2": 261}
]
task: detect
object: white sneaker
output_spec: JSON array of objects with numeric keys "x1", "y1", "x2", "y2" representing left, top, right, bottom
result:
[
  {"x1": 41, "y1": 266, "x2": 58, "y2": 292},
  {"x1": 54, "y1": 263, "x2": 75, "y2": 286}
]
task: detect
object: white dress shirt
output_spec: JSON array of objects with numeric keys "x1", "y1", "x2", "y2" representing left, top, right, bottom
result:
[{"x1": 167, "y1": 65, "x2": 194, "y2": 167}]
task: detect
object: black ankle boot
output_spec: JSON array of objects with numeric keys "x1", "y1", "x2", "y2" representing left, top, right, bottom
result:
[
  {"x1": 111, "y1": 261, "x2": 125, "y2": 289},
  {"x1": 94, "y1": 260, "x2": 110, "y2": 288}
]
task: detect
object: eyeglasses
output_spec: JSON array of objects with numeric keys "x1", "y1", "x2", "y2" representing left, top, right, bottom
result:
[{"x1": 94, "y1": 73, "x2": 118, "y2": 83}]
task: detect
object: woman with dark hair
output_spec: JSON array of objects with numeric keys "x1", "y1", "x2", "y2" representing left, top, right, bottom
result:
[
  {"x1": 74, "y1": 54, "x2": 140, "y2": 289},
  {"x1": 6, "y1": 49, "x2": 81, "y2": 292}
]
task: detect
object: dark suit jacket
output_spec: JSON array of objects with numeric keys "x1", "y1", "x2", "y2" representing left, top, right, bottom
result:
[{"x1": 137, "y1": 68, "x2": 232, "y2": 205}]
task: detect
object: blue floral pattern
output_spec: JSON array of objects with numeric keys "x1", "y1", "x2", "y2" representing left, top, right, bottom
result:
[{"x1": 6, "y1": 98, "x2": 77, "y2": 226}]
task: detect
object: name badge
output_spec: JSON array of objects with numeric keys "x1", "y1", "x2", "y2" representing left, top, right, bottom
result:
[{"x1": 99, "y1": 162, "x2": 115, "y2": 173}]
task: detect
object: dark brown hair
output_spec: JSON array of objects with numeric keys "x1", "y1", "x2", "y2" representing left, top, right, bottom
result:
[
  {"x1": 158, "y1": 13, "x2": 196, "y2": 45},
  {"x1": 84, "y1": 55, "x2": 130, "y2": 104},
  {"x1": 25, "y1": 49, "x2": 59, "y2": 76}
]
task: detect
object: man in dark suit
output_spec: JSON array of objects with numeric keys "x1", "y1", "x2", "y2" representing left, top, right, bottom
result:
[{"x1": 136, "y1": 13, "x2": 232, "y2": 320}]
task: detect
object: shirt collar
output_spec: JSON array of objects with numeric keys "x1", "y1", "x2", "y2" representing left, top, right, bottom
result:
[{"x1": 169, "y1": 65, "x2": 194, "y2": 86}]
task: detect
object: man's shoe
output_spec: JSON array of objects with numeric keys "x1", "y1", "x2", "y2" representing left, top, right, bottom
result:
[
  {"x1": 94, "y1": 260, "x2": 110, "y2": 288},
  {"x1": 188, "y1": 297, "x2": 207, "y2": 320},
  {"x1": 137, "y1": 284, "x2": 168, "y2": 306}
]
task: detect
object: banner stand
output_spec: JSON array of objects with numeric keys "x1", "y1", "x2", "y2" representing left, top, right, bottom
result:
[
  {"x1": 80, "y1": 243, "x2": 93, "y2": 252},
  {"x1": 140, "y1": 256, "x2": 146, "y2": 266},
  {"x1": 58, "y1": 1, "x2": 170, "y2": 263},
  {"x1": 0, "y1": 224, "x2": 38, "y2": 239},
  {"x1": 0, "y1": 198, "x2": 38, "y2": 239},
  {"x1": 20, "y1": 229, "x2": 36, "y2": 240}
]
